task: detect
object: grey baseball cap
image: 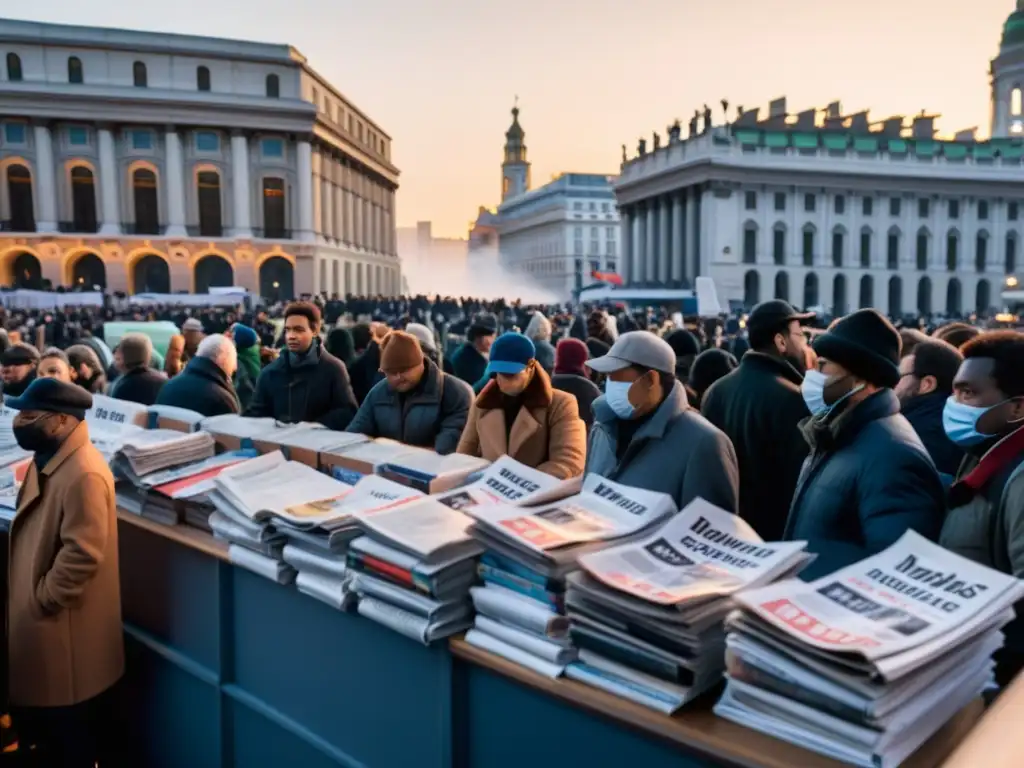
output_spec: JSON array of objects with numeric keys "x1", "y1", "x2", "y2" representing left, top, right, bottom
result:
[{"x1": 585, "y1": 331, "x2": 677, "y2": 374}]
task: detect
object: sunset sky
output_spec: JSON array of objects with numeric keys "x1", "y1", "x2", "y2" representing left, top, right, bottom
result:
[{"x1": 11, "y1": 0, "x2": 1019, "y2": 238}]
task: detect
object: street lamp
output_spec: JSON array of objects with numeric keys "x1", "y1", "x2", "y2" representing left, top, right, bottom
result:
[
  {"x1": 1007, "y1": 276, "x2": 1019, "y2": 288},
  {"x1": 273, "y1": 281, "x2": 280, "y2": 289}
]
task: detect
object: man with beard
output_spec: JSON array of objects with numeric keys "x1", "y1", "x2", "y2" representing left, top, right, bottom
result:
[
  {"x1": 0, "y1": 343, "x2": 39, "y2": 398},
  {"x1": 701, "y1": 300, "x2": 813, "y2": 539}
]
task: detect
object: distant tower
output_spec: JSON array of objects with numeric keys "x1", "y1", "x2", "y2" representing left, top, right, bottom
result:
[
  {"x1": 991, "y1": 1, "x2": 1024, "y2": 137},
  {"x1": 502, "y1": 100, "x2": 531, "y2": 201}
]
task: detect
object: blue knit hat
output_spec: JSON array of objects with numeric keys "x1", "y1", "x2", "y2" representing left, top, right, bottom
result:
[
  {"x1": 488, "y1": 332, "x2": 535, "y2": 375},
  {"x1": 232, "y1": 324, "x2": 259, "y2": 350}
]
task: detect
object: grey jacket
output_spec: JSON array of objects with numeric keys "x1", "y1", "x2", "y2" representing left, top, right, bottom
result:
[
  {"x1": 345, "y1": 357, "x2": 472, "y2": 454},
  {"x1": 585, "y1": 380, "x2": 740, "y2": 513}
]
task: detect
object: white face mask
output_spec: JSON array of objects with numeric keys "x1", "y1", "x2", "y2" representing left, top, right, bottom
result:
[
  {"x1": 605, "y1": 380, "x2": 636, "y2": 420},
  {"x1": 801, "y1": 370, "x2": 863, "y2": 417}
]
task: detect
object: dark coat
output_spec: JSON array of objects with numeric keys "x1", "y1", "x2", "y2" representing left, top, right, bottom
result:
[
  {"x1": 156, "y1": 356, "x2": 240, "y2": 417},
  {"x1": 451, "y1": 342, "x2": 488, "y2": 388},
  {"x1": 245, "y1": 342, "x2": 358, "y2": 430},
  {"x1": 701, "y1": 352, "x2": 810, "y2": 540},
  {"x1": 108, "y1": 366, "x2": 166, "y2": 406},
  {"x1": 551, "y1": 373, "x2": 601, "y2": 431},
  {"x1": 346, "y1": 358, "x2": 472, "y2": 454},
  {"x1": 901, "y1": 391, "x2": 964, "y2": 485},
  {"x1": 784, "y1": 389, "x2": 945, "y2": 580},
  {"x1": 349, "y1": 341, "x2": 384, "y2": 404},
  {"x1": 532, "y1": 339, "x2": 556, "y2": 375}
]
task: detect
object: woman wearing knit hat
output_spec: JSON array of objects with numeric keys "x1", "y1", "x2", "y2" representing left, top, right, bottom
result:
[
  {"x1": 456, "y1": 332, "x2": 586, "y2": 479},
  {"x1": 346, "y1": 330, "x2": 472, "y2": 454}
]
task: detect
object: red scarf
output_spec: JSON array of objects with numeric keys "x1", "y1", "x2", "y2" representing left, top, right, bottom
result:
[{"x1": 954, "y1": 425, "x2": 1024, "y2": 495}]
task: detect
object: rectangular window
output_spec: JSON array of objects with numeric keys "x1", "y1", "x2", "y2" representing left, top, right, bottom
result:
[
  {"x1": 3, "y1": 123, "x2": 27, "y2": 144},
  {"x1": 802, "y1": 230, "x2": 814, "y2": 265},
  {"x1": 889, "y1": 197, "x2": 901, "y2": 216},
  {"x1": 195, "y1": 131, "x2": 220, "y2": 152},
  {"x1": 261, "y1": 138, "x2": 284, "y2": 158},
  {"x1": 1011, "y1": 202, "x2": 1019, "y2": 221},
  {"x1": 804, "y1": 193, "x2": 816, "y2": 213},
  {"x1": 834, "y1": 195, "x2": 845, "y2": 215},
  {"x1": 774, "y1": 192, "x2": 786, "y2": 212},
  {"x1": 607, "y1": 241, "x2": 616, "y2": 257},
  {"x1": 949, "y1": 199, "x2": 960, "y2": 219},
  {"x1": 860, "y1": 231, "x2": 871, "y2": 267},
  {"x1": 743, "y1": 228, "x2": 757, "y2": 264},
  {"x1": 601, "y1": 202, "x2": 610, "y2": 212},
  {"x1": 573, "y1": 202, "x2": 582, "y2": 211},
  {"x1": 605, "y1": 226, "x2": 615, "y2": 238},
  {"x1": 588, "y1": 202, "x2": 596, "y2": 211},
  {"x1": 67, "y1": 126, "x2": 89, "y2": 146},
  {"x1": 918, "y1": 198, "x2": 930, "y2": 218},
  {"x1": 574, "y1": 239, "x2": 583, "y2": 256},
  {"x1": 978, "y1": 200, "x2": 990, "y2": 220},
  {"x1": 130, "y1": 129, "x2": 153, "y2": 150},
  {"x1": 773, "y1": 228, "x2": 785, "y2": 265},
  {"x1": 745, "y1": 191, "x2": 757, "y2": 211},
  {"x1": 862, "y1": 197, "x2": 873, "y2": 216}
]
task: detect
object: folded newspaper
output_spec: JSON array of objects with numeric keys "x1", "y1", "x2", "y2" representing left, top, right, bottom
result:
[
  {"x1": 562, "y1": 498, "x2": 810, "y2": 712},
  {"x1": 434, "y1": 455, "x2": 581, "y2": 511},
  {"x1": 86, "y1": 394, "x2": 150, "y2": 462},
  {"x1": 714, "y1": 530, "x2": 1024, "y2": 768}
]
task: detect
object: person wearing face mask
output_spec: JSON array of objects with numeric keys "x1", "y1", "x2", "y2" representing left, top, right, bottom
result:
[
  {"x1": 783, "y1": 309, "x2": 944, "y2": 580},
  {"x1": 939, "y1": 331, "x2": 1024, "y2": 688},
  {"x1": 701, "y1": 300, "x2": 814, "y2": 539},
  {"x1": 585, "y1": 332, "x2": 739, "y2": 513},
  {"x1": 5, "y1": 378, "x2": 122, "y2": 767},
  {"x1": 457, "y1": 332, "x2": 586, "y2": 479}
]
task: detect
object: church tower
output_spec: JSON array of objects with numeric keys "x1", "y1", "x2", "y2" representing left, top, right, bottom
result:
[
  {"x1": 991, "y1": 1, "x2": 1024, "y2": 137},
  {"x1": 501, "y1": 102, "x2": 531, "y2": 201}
]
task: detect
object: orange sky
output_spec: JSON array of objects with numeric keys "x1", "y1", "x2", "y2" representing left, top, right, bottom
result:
[{"x1": 13, "y1": 0, "x2": 1021, "y2": 238}]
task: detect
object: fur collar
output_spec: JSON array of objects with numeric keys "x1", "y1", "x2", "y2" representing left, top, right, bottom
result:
[{"x1": 476, "y1": 364, "x2": 553, "y2": 410}]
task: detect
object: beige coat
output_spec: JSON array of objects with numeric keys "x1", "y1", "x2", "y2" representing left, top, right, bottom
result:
[
  {"x1": 457, "y1": 364, "x2": 586, "y2": 479},
  {"x1": 7, "y1": 421, "x2": 124, "y2": 707}
]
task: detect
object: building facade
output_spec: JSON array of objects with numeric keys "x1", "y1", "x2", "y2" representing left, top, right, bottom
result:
[
  {"x1": 397, "y1": 220, "x2": 468, "y2": 293},
  {"x1": 0, "y1": 18, "x2": 400, "y2": 299}
]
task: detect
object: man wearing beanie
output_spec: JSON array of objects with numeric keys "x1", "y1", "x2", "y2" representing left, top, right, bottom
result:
[
  {"x1": 457, "y1": 332, "x2": 586, "y2": 479},
  {"x1": 108, "y1": 332, "x2": 166, "y2": 406},
  {"x1": 1, "y1": 342, "x2": 40, "y2": 397},
  {"x1": 230, "y1": 323, "x2": 262, "y2": 411},
  {"x1": 347, "y1": 330, "x2": 472, "y2": 454},
  {"x1": 6, "y1": 379, "x2": 122, "y2": 765},
  {"x1": 784, "y1": 309, "x2": 944, "y2": 579},
  {"x1": 551, "y1": 338, "x2": 601, "y2": 431}
]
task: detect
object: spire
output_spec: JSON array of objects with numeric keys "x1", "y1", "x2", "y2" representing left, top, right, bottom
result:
[{"x1": 506, "y1": 98, "x2": 524, "y2": 142}]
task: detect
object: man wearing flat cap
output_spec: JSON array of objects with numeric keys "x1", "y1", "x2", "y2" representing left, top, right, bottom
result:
[
  {"x1": 1, "y1": 341, "x2": 40, "y2": 398},
  {"x1": 6, "y1": 378, "x2": 122, "y2": 765},
  {"x1": 784, "y1": 309, "x2": 944, "y2": 579}
]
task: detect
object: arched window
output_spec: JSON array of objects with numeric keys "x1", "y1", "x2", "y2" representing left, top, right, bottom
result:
[
  {"x1": 1013, "y1": 86, "x2": 1023, "y2": 117},
  {"x1": 859, "y1": 228, "x2": 871, "y2": 268},
  {"x1": 889, "y1": 276, "x2": 903, "y2": 317},
  {"x1": 196, "y1": 65, "x2": 211, "y2": 92},
  {"x1": 743, "y1": 270, "x2": 760, "y2": 307},
  {"x1": 859, "y1": 275, "x2": 874, "y2": 309},
  {"x1": 67, "y1": 56, "x2": 83, "y2": 84},
  {"x1": 801, "y1": 225, "x2": 815, "y2": 266},
  {"x1": 831, "y1": 227, "x2": 845, "y2": 268},
  {"x1": 197, "y1": 170, "x2": 223, "y2": 237},
  {"x1": 917, "y1": 276, "x2": 932, "y2": 315},
  {"x1": 832, "y1": 273, "x2": 848, "y2": 315},
  {"x1": 774, "y1": 271, "x2": 789, "y2": 301},
  {"x1": 265, "y1": 73, "x2": 280, "y2": 98},
  {"x1": 742, "y1": 221, "x2": 757, "y2": 264},
  {"x1": 262, "y1": 177, "x2": 287, "y2": 238},
  {"x1": 133, "y1": 61, "x2": 147, "y2": 88},
  {"x1": 1007, "y1": 233, "x2": 1018, "y2": 275},
  {"x1": 886, "y1": 228, "x2": 900, "y2": 270},
  {"x1": 977, "y1": 279, "x2": 991, "y2": 314},
  {"x1": 803, "y1": 272, "x2": 819, "y2": 308},
  {"x1": 6, "y1": 53, "x2": 22, "y2": 82},
  {"x1": 946, "y1": 231, "x2": 959, "y2": 272},
  {"x1": 70, "y1": 166, "x2": 97, "y2": 233},
  {"x1": 975, "y1": 231, "x2": 988, "y2": 273},
  {"x1": 6, "y1": 164, "x2": 35, "y2": 232},
  {"x1": 772, "y1": 224, "x2": 786, "y2": 265},
  {"x1": 131, "y1": 168, "x2": 160, "y2": 235},
  {"x1": 916, "y1": 228, "x2": 929, "y2": 271},
  {"x1": 946, "y1": 278, "x2": 962, "y2": 316}
]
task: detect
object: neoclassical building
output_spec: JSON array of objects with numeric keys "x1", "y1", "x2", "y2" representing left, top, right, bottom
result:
[{"x1": 0, "y1": 18, "x2": 400, "y2": 299}]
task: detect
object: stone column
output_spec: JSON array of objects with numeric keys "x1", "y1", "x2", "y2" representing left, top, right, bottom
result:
[
  {"x1": 645, "y1": 201, "x2": 657, "y2": 285},
  {"x1": 164, "y1": 128, "x2": 187, "y2": 236},
  {"x1": 685, "y1": 187, "x2": 698, "y2": 281},
  {"x1": 658, "y1": 196, "x2": 670, "y2": 284},
  {"x1": 671, "y1": 193, "x2": 684, "y2": 284},
  {"x1": 296, "y1": 140, "x2": 315, "y2": 243},
  {"x1": 230, "y1": 132, "x2": 251, "y2": 238},
  {"x1": 97, "y1": 127, "x2": 121, "y2": 235},
  {"x1": 33, "y1": 124, "x2": 57, "y2": 232},
  {"x1": 322, "y1": 177, "x2": 334, "y2": 242},
  {"x1": 619, "y1": 207, "x2": 632, "y2": 285},
  {"x1": 634, "y1": 205, "x2": 647, "y2": 283},
  {"x1": 693, "y1": 185, "x2": 704, "y2": 278}
]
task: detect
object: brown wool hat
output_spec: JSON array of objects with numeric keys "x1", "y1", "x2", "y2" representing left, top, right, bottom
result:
[{"x1": 379, "y1": 330, "x2": 424, "y2": 374}]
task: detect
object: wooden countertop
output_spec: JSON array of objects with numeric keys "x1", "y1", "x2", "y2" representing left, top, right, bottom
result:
[
  {"x1": 941, "y1": 671, "x2": 1024, "y2": 767},
  {"x1": 117, "y1": 510, "x2": 229, "y2": 562},
  {"x1": 450, "y1": 637, "x2": 983, "y2": 768}
]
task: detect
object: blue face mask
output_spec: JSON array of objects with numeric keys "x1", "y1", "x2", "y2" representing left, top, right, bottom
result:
[
  {"x1": 801, "y1": 370, "x2": 864, "y2": 417},
  {"x1": 942, "y1": 397, "x2": 1000, "y2": 447},
  {"x1": 605, "y1": 380, "x2": 636, "y2": 420}
]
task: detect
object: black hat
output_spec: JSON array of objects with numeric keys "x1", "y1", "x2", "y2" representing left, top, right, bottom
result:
[
  {"x1": 1, "y1": 343, "x2": 40, "y2": 367},
  {"x1": 747, "y1": 300, "x2": 815, "y2": 342},
  {"x1": 812, "y1": 309, "x2": 901, "y2": 388},
  {"x1": 8, "y1": 377, "x2": 93, "y2": 420},
  {"x1": 470, "y1": 313, "x2": 498, "y2": 335},
  {"x1": 664, "y1": 329, "x2": 701, "y2": 359}
]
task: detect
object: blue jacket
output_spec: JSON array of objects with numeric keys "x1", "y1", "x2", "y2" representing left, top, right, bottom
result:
[
  {"x1": 784, "y1": 389, "x2": 944, "y2": 580},
  {"x1": 900, "y1": 391, "x2": 964, "y2": 487},
  {"x1": 451, "y1": 342, "x2": 488, "y2": 389}
]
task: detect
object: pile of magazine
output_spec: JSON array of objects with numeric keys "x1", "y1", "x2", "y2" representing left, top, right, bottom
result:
[
  {"x1": 714, "y1": 531, "x2": 1024, "y2": 768},
  {"x1": 209, "y1": 451, "x2": 354, "y2": 585},
  {"x1": 347, "y1": 494, "x2": 486, "y2": 644},
  {"x1": 564, "y1": 499, "x2": 811, "y2": 712},
  {"x1": 463, "y1": 474, "x2": 676, "y2": 678}
]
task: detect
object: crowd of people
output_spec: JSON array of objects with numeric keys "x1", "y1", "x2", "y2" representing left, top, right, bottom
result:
[{"x1": 2, "y1": 289, "x2": 1024, "y2": 765}]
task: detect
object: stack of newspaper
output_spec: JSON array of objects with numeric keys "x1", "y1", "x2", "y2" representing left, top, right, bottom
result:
[
  {"x1": 347, "y1": 495, "x2": 487, "y2": 644},
  {"x1": 463, "y1": 474, "x2": 677, "y2": 678},
  {"x1": 564, "y1": 499, "x2": 811, "y2": 712},
  {"x1": 85, "y1": 395, "x2": 150, "y2": 462},
  {"x1": 114, "y1": 429, "x2": 216, "y2": 477},
  {"x1": 209, "y1": 451, "x2": 354, "y2": 585},
  {"x1": 714, "y1": 531, "x2": 1024, "y2": 768}
]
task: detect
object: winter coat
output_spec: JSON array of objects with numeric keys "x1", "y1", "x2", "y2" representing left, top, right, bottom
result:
[
  {"x1": 784, "y1": 389, "x2": 944, "y2": 580},
  {"x1": 901, "y1": 391, "x2": 965, "y2": 485},
  {"x1": 108, "y1": 365, "x2": 166, "y2": 406},
  {"x1": 701, "y1": 352, "x2": 810, "y2": 540},
  {"x1": 349, "y1": 341, "x2": 384, "y2": 404},
  {"x1": 586, "y1": 380, "x2": 739, "y2": 514},
  {"x1": 451, "y1": 342, "x2": 488, "y2": 388},
  {"x1": 346, "y1": 358, "x2": 472, "y2": 454},
  {"x1": 551, "y1": 373, "x2": 601, "y2": 432},
  {"x1": 156, "y1": 355, "x2": 240, "y2": 417},
  {"x1": 8, "y1": 422, "x2": 123, "y2": 707},
  {"x1": 245, "y1": 341, "x2": 358, "y2": 430},
  {"x1": 457, "y1": 365, "x2": 586, "y2": 479}
]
